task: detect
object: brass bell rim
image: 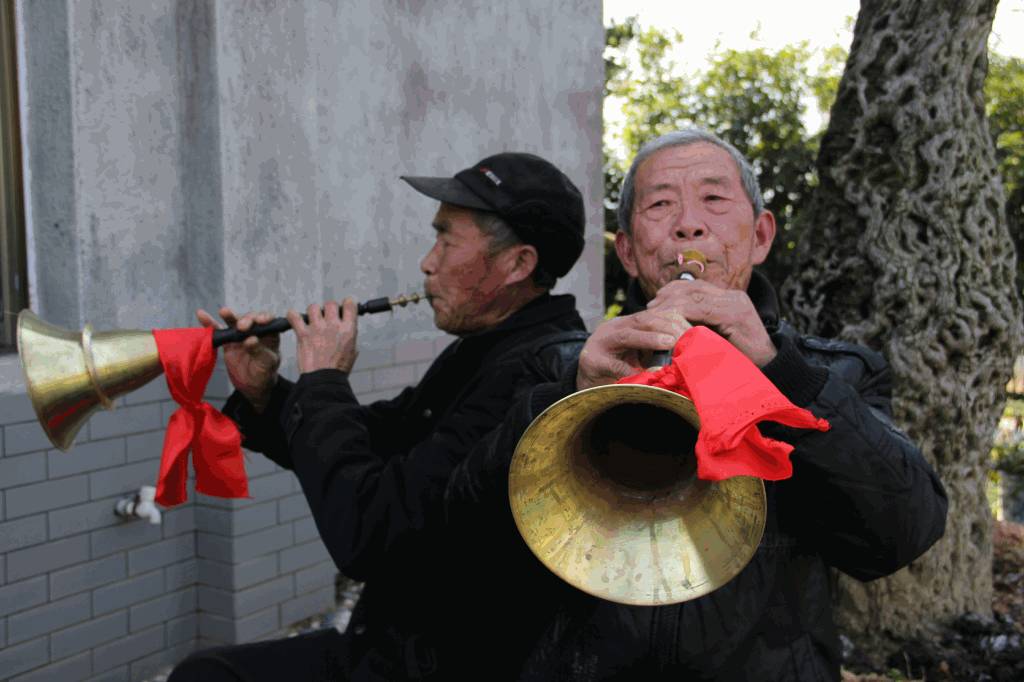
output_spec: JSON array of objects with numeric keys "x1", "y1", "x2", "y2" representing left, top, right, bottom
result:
[
  {"x1": 511, "y1": 476, "x2": 767, "y2": 606},
  {"x1": 509, "y1": 383, "x2": 767, "y2": 606},
  {"x1": 80, "y1": 323, "x2": 115, "y2": 409},
  {"x1": 17, "y1": 310, "x2": 73, "y2": 450}
]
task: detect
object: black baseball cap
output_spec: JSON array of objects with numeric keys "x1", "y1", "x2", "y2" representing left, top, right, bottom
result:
[{"x1": 401, "y1": 152, "x2": 585, "y2": 278}]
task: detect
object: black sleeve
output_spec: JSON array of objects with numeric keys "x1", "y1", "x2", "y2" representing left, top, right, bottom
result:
[
  {"x1": 282, "y1": 361, "x2": 531, "y2": 581},
  {"x1": 221, "y1": 377, "x2": 297, "y2": 470},
  {"x1": 761, "y1": 334, "x2": 949, "y2": 581},
  {"x1": 444, "y1": 367, "x2": 578, "y2": 535},
  {"x1": 220, "y1": 376, "x2": 418, "y2": 471}
]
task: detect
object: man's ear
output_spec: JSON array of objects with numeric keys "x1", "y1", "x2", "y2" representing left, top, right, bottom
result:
[
  {"x1": 751, "y1": 210, "x2": 776, "y2": 266},
  {"x1": 502, "y1": 244, "x2": 539, "y2": 286},
  {"x1": 615, "y1": 230, "x2": 639, "y2": 278}
]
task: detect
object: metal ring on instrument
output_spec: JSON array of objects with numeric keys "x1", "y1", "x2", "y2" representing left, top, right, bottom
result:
[{"x1": 81, "y1": 324, "x2": 115, "y2": 409}]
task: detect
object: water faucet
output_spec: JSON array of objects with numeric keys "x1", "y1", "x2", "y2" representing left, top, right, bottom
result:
[{"x1": 114, "y1": 485, "x2": 163, "y2": 525}]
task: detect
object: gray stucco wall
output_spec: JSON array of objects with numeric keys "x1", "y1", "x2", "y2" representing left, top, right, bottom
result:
[{"x1": 0, "y1": 1, "x2": 603, "y2": 680}]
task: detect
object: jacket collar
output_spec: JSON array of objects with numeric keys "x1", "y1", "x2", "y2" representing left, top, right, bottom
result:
[
  {"x1": 460, "y1": 293, "x2": 580, "y2": 344},
  {"x1": 622, "y1": 270, "x2": 780, "y2": 331}
]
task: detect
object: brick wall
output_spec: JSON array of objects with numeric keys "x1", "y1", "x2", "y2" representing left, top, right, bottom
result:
[
  {"x1": 0, "y1": 334, "x2": 450, "y2": 680},
  {"x1": 0, "y1": 380, "x2": 198, "y2": 681}
]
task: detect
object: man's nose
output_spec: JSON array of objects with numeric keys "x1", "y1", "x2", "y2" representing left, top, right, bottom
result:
[
  {"x1": 420, "y1": 243, "x2": 438, "y2": 275},
  {"x1": 672, "y1": 207, "x2": 706, "y2": 240}
]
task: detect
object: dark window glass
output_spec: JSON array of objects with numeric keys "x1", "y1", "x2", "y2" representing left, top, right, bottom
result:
[{"x1": 0, "y1": 1, "x2": 28, "y2": 350}]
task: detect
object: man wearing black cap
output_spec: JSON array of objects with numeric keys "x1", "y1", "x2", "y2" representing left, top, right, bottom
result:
[{"x1": 169, "y1": 152, "x2": 589, "y2": 681}]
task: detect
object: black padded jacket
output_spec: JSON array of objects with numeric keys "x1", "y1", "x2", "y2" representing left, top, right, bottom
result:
[
  {"x1": 443, "y1": 273, "x2": 949, "y2": 681},
  {"x1": 222, "y1": 293, "x2": 588, "y2": 680}
]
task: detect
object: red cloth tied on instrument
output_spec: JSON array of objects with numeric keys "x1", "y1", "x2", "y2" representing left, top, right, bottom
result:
[
  {"x1": 152, "y1": 327, "x2": 248, "y2": 507},
  {"x1": 617, "y1": 326, "x2": 830, "y2": 481}
]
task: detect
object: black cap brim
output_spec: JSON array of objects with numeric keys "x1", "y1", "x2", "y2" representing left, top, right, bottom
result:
[{"x1": 400, "y1": 175, "x2": 493, "y2": 211}]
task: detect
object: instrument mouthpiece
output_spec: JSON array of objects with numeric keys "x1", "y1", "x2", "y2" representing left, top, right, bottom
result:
[
  {"x1": 387, "y1": 292, "x2": 430, "y2": 308},
  {"x1": 676, "y1": 250, "x2": 707, "y2": 280}
]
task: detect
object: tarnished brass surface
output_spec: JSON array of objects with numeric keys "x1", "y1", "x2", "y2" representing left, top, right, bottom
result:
[
  {"x1": 509, "y1": 384, "x2": 766, "y2": 606},
  {"x1": 17, "y1": 310, "x2": 163, "y2": 451}
]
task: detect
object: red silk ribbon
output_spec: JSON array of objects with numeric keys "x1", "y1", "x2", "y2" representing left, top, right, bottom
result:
[
  {"x1": 152, "y1": 327, "x2": 248, "y2": 506},
  {"x1": 617, "y1": 326, "x2": 830, "y2": 481}
]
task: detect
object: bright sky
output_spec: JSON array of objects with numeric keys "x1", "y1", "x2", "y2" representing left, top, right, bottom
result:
[
  {"x1": 603, "y1": 0, "x2": 1024, "y2": 140},
  {"x1": 604, "y1": 0, "x2": 1024, "y2": 65}
]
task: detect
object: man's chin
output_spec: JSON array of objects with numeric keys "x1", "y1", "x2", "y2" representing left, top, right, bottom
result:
[{"x1": 432, "y1": 311, "x2": 459, "y2": 335}]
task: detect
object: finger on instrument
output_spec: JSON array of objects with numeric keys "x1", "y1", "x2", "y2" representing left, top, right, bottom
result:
[
  {"x1": 218, "y1": 306, "x2": 239, "y2": 328},
  {"x1": 609, "y1": 327, "x2": 678, "y2": 352},
  {"x1": 286, "y1": 308, "x2": 306, "y2": 333},
  {"x1": 196, "y1": 308, "x2": 225, "y2": 330},
  {"x1": 341, "y1": 297, "x2": 357, "y2": 322},
  {"x1": 238, "y1": 310, "x2": 273, "y2": 332},
  {"x1": 623, "y1": 310, "x2": 689, "y2": 342},
  {"x1": 324, "y1": 300, "x2": 340, "y2": 322},
  {"x1": 236, "y1": 313, "x2": 255, "y2": 332}
]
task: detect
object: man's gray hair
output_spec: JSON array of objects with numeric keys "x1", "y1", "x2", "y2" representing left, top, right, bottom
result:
[
  {"x1": 472, "y1": 210, "x2": 557, "y2": 290},
  {"x1": 616, "y1": 128, "x2": 764, "y2": 235}
]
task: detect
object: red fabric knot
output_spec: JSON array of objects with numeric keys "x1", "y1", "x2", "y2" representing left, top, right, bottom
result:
[
  {"x1": 152, "y1": 327, "x2": 248, "y2": 507},
  {"x1": 617, "y1": 326, "x2": 830, "y2": 481}
]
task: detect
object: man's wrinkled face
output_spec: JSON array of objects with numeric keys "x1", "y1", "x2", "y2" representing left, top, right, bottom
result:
[
  {"x1": 420, "y1": 203, "x2": 508, "y2": 335},
  {"x1": 616, "y1": 142, "x2": 775, "y2": 299}
]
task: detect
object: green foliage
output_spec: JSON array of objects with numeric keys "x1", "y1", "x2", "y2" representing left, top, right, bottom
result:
[
  {"x1": 993, "y1": 399, "x2": 1024, "y2": 476},
  {"x1": 689, "y1": 43, "x2": 820, "y2": 280},
  {"x1": 603, "y1": 18, "x2": 1021, "y2": 314},
  {"x1": 986, "y1": 55, "x2": 1024, "y2": 516},
  {"x1": 985, "y1": 52, "x2": 1024, "y2": 296},
  {"x1": 992, "y1": 397, "x2": 1024, "y2": 519},
  {"x1": 809, "y1": 43, "x2": 849, "y2": 119},
  {"x1": 602, "y1": 18, "x2": 845, "y2": 306}
]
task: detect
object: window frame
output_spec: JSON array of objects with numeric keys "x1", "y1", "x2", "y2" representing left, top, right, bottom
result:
[{"x1": 0, "y1": 0, "x2": 28, "y2": 350}]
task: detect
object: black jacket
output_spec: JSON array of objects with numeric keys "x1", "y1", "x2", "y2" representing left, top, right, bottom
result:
[
  {"x1": 223, "y1": 293, "x2": 587, "y2": 680},
  {"x1": 444, "y1": 273, "x2": 949, "y2": 681}
]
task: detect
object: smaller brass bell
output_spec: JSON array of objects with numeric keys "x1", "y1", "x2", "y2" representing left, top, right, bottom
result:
[{"x1": 17, "y1": 310, "x2": 164, "y2": 451}]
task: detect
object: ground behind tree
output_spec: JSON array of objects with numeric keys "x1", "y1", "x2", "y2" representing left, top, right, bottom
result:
[{"x1": 844, "y1": 520, "x2": 1024, "y2": 681}]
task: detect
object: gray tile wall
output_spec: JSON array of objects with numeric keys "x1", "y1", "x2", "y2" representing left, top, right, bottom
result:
[
  {"x1": 0, "y1": 338, "x2": 447, "y2": 681},
  {"x1": 0, "y1": 368, "x2": 200, "y2": 682}
]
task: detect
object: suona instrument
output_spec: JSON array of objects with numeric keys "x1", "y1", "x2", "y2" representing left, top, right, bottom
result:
[
  {"x1": 648, "y1": 249, "x2": 707, "y2": 368},
  {"x1": 508, "y1": 248, "x2": 766, "y2": 607},
  {"x1": 211, "y1": 293, "x2": 428, "y2": 347},
  {"x1": 16, "y1": 292, "x2": 428, "y2": 451}
]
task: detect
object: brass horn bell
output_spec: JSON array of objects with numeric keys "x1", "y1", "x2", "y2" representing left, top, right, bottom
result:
[
  {"x1": 16, "y1": 310, "x2": 163, "y2": 451},
  {"x1": 509, "y1": 383, "x2": 766, "y2": 606}
]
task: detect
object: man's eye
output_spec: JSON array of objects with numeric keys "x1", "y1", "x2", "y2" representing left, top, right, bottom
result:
[{"x1": 704, "y1": 194, "x2": 724, "y2": 202}]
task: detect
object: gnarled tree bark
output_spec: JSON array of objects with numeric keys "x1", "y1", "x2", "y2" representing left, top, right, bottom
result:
[{"x1": 781, "y1": 0, "x2": 1023, "y2": 656}]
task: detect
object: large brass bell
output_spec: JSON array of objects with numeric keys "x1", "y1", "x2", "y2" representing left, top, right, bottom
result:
[
  {"x1": 16, "y1": 310, "x2": 163, "y2": 451},
  {"x1": 509, "y1": 383, "x2": 766, "y2": 606}
]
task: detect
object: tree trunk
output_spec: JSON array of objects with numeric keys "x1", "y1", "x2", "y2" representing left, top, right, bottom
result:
[{"x1": 780, "y1": 0, "x2": 1023, "y2": 656}]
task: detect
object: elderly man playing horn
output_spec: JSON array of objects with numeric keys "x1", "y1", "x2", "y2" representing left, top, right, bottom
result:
[
  {"x1": 169, "y1": 153, "x2": 589, "y2": 681},
  {"x1": 443, "y1": 128, "x2": 949, "y2": 680}
]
